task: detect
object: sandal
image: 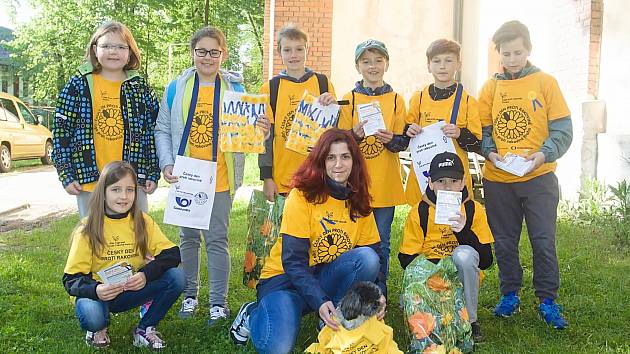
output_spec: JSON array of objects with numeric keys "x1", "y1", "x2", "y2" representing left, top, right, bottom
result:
[{"x1": 85, "y1": 328, "x2": 110, "y2": 348}]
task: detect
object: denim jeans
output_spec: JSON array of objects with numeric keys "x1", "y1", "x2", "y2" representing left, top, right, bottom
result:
[
  {"x1": 373, "y1": 206, "x2": 395, "y2": 279},
  {"x1": 75, "y1": 268, "x2": 184, "y2": 331},
  {"x1": 249, "y1": 247, "x2": 380, "y2": 354}
]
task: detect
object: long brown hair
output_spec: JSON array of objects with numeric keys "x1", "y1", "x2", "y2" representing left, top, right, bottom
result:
[
  {"x1": 291, "y1": 128, "x2": 372, "y2": 220},
  {"x1": 85, "y1": 21, "x2": 141, "y2": 72},
  {"x1": 76, "y1": 161, "x2": 148, "y2": 258}
]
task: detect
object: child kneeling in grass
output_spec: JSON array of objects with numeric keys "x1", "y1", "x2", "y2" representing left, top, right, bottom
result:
[
  {"x1": 62, "y1": 161, "x2": 184, "y2": 350},
  {"x1": 399, "y1": 152, "x2": 494, "y2": 343}
]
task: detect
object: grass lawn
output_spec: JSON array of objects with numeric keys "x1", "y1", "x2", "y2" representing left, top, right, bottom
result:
[{"x1": 1, "y1": 188, "x2": 629, "y2": 353}]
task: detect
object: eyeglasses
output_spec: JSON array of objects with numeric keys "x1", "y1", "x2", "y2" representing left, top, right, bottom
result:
[
  {"x1": 194, "y1": 48, "x2": 222, "y2": 58},
  {"x1": 97, "y1": 44, "x2": 130, "y2": 51}
]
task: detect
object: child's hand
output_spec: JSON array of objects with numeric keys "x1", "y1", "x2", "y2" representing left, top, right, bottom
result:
[
  {"x1": 375, "y1": 129, "x2": 393, "y2": 144},
  {"x1": 124, "y1": 272, "x2": 147, "y2": 291},
  {"x1": 319, "y1": 301, "x2": 340, "y2": 331},
  {"x1": 442, "y1": 123, "x2": 461, "y2": 139},
  {"x1": 64, "y1": 181, "x2": 83, "y2": 195},
  {"x1": 263, "y1": 178, "x2": 278, "y2": 202},
  {"x1": 406, "y1": 123, "x2": 422, "y2": 138},
  {"x1": 376, "y1": 295, "x2": 387, "y2": 320},
  {"x1": 525, "y1": 151, "x2": 545, "y2": 174},
  {"x1": 317, "y1": 92, "x2": 336, "y2": 106},
  {"x1": 162, "y1": 165, "x2": 178, "y2": 183},
  {"x1": 256, "y1": 114, "x2": 272, "y2": 139},
  {"x1": 449, "y1": 211, "x2": 466, "y2": 233},
  {"x1": 143, "y1": 180, "x2": 157, "y2": 194},
  {"x1": 352, "y1": 121, "x2": 367, "y2": 139},
  {"x1": 96, "y1": 283, "x2": 124, "y2": 301},
  {"x1": 487, "y1": 152, "x2": 504, "y2": 166}
]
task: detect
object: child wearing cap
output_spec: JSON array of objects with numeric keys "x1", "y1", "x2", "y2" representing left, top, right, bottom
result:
[
  {"x1": 399, "y1": 152, "x2": 494, "y2": 342},
  {"x1": 258, "y1": 23, "x2": 337, "y2": 201},
  {"x1": 338, "y1": 39, "x2": 409, "y2": 290},
  {"x1": 405, "y1": 39, "x2": 482, "y2": 206},
  {"x1": 478, "y1": 20, "x2": 572, "y2": 329}
]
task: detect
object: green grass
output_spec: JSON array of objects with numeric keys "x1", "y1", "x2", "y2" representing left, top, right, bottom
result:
[{"x1": 1, "y1": 199, "x2": 629, "y2": 353}]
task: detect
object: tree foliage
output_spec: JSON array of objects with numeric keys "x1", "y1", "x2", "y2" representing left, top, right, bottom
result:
[{"x1": 5, "y1": 0, "x2": 264, "y2": 103}]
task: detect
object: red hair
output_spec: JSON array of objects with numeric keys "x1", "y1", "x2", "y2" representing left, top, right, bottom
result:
[{"x1": 291, "y1": 128, "x2": 372, "y2": 220}]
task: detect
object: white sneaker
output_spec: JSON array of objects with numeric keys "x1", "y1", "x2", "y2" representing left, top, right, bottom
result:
[
  {"x1": 208, "y1": 305, "x2": 230, "y2": 326},
  {"x1": 178, "y1": 297, "x2": 198, "y2": 319},
  {"x1": 132, "y1": 326, "x2": 166, "y2": 350}
]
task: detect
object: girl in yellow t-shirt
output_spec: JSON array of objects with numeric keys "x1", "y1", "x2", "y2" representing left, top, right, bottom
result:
[{"x1": 63, "y1": 161, "x2": 183, "y2": 350}]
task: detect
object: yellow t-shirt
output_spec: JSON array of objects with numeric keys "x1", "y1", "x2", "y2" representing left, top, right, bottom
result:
[
  {"x1": 338, "y1": 91, "x2": 407, "y2": 207},
  {"x1": 478, "y1": 71, "x2": 570, "y2": 183},
  {"x1": 399, "y1": 198, "x2": 493, "y2": 260},
  {"x1": 260, "y1": 188, "x2": 380, "y2": 279},
  {"x1": 404, "y1": 85, "x2": 481, "y2": 206},
  {"x1": 260, "y1": 75, "x2": 336, "y2": 193},
  {"x1": 187, "y1": 84, "x2": 229, "y2": 192},
  {"x1": 64, "y1": 213, "x2": 176, "y2": 282},
  {"x1": 85, "y1": 74, "x2": 124, "y2": 192}
]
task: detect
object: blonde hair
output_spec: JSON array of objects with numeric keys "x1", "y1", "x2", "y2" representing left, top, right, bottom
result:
[
  {"x1": 75, "y1": 161, "x2": 148, "y2": 258},
  {"x1": 276, "y1": 23, "x2": 309, "y2": 52},
  {"x1": 85, "y1": 21, "x2": 141, "y2": 72}
]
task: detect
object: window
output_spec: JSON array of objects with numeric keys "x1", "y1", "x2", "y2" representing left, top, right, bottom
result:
[
  {"x1": 0, "y1": 98, "x2": 20, "y2": 123},
  {"x1": 17, "y1": 102, "x2": 37, "y2": 125}
]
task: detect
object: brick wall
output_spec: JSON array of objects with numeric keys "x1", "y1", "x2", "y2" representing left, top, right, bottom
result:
[{"x1": 263, "y1": 0, "x2": 333, "y2": 80}]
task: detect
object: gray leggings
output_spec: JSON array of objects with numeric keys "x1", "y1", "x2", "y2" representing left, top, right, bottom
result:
[
  {"x1": 179, "y1": 191, "x2": 233, "y2": 305},
  {"x1": 76, "y1": 189, "x2": 149, "y2": 218}
]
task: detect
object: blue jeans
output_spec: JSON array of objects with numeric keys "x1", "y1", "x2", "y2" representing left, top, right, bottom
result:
[
  {"x1": 249, "y1": 247, "x2": 380, "y2": 354},
  {"x1": 75, "y1": 268, "x2": 184, "y2": 331},
  {"x1": 373, "y1": 206, "x2": 395, "y2": 279}
]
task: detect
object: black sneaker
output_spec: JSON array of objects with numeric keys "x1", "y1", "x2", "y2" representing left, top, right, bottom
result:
[{"x1": 471, "y1": 321, "x2": 483, "y2": 343}]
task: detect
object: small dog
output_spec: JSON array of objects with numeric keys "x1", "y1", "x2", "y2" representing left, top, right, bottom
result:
[{"x1": 336, "y1": 281, "x2": 385, "y2": 330}]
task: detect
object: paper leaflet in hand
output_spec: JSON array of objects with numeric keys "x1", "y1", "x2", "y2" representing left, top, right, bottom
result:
[
  {"x1": 409, "y1": 121, "x2": 456, "y2": 194},
  {"x1": 285, "y1": 90, "x2": 340, "y2": 155},
  {"x1": 495, "y1": 153, "x2": 534, "y2": 177},
  {"x1": 357, "y1": 101, "x2": 386, "y2": 136},
  {"x1": 435, "y1": 190, "x2": 462, "y2": 225},
  {"x1": 220, "y1": 91, "x2": 267, "y2": 153},
  {"x1": 97, "y1": 262, "x2": 133, "y2": 285}
]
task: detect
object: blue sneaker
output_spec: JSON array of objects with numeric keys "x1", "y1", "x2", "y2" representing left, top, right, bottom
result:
[
  {"x1": 493, "y1": 291, "x2": 520, "y2": 317},
  {"x1": 538, "y1": 298, "x2": 568, "y2": 329}
]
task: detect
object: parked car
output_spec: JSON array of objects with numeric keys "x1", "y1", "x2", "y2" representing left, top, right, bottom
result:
[{"x1": 0, "y1": 92, "x2": 53, "y2": 172}]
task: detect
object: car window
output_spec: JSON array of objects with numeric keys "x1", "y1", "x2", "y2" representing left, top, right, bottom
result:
[
  {"x1": 16, "y1": 101, "x2": 37, "y2": 125},
  {"x1": 0, "y1": 98, "x2": 20, "y2": 123}
]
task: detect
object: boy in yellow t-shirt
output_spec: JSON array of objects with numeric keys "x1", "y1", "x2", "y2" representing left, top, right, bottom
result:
[
  {"x1": 405, "y1": 39, "x2": 482, "y2": 206},
  {"x1": 338, "y1": 39, "x2": 408, "y2": 286},
  {"x1": 258, "y1": 24, "x2": 336, "y2": 201},
  {"x1": 478, "y1": 21, "x2": 572, "y2": 329}
]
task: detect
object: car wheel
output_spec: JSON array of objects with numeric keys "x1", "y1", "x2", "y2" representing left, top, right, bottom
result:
[
  {"x1": 41, "y1": 140, "x2": 53, "y2": 165},
  {"x1": 0, "y1": 145, "x2": 11, "y2": 173}
]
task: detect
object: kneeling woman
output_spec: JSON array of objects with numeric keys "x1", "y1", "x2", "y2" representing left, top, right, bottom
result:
[
  {"x1": 230, "y1": 128, "x2": 385, "y2": 353},
  {"x1": 63, "y1": 161, "x2": 184, "y2": 350}
]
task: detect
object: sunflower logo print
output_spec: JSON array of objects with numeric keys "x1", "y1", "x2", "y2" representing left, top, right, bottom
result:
[
  {"x1": 495, "y1": 106, "x2": 531, "y2": 144},
  {"x1": 95, "y1": 104, "x2": 124, "y2": 140},
  {"x1": 359, "y1": 135, "x2": 384, "y2": 159},
  {"x1": 313, "y1": 229, "x2": 352, "y2": 263},
  {"x1": 190, "y1": 112, "x2": 214, "y2": 148},
  {"x1": 280, "y1": 110, "x2": 296, "y2": 141}
]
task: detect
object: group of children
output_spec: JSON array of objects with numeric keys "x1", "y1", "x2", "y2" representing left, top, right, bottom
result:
[{"x1": 57, "y1": 18, "x2": 571, "y2": 352}]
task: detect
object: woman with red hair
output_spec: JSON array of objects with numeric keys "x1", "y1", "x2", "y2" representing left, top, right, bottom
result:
[{"x1": 230, "y1": 128, "x2": 386, "y2": 353}]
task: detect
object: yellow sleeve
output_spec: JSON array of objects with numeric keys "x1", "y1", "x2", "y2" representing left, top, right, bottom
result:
[
  {"x1": 144, "y1": 214, "x2": 176, "y2": 257},
  {"x1": 259, "y1": 81, "x2": 274, "y2": 123},
  {"x1": 356, "y1": 212, "x2": 381, "y2": 246},
  {"x1": 327, "y1": 79, "x2": 337, "y2": 100},
  {"x1": 405, "y1": 91, "x2": 421, "y2": 125},
  {"x1": 463, "y1": 94, "x2": 482, "y2": 139},
  {"x1": 543, "y1": 75, "x2": 570, "y2": 120},
  {"x1": 338, "y1": 91, "x2": 355, "y2": 130},
  {"x1": 279, "y1": 190, "x2": 312, "y2": 239},
  {"x1": 477, "y1": 78, "x2": 496, "y2": 127},
  {"x1": 64, "y1": 227, "x2": 94, "y2": 275},
  {"x1": 471, "y1": 201, "x2": 494, "y2": 244},
  {"x1": 392, "y1": 93, "x2": 407, "y2": 134},
  {"x1": 399, "y1": 205, "x2": 424, "y2": 255}
]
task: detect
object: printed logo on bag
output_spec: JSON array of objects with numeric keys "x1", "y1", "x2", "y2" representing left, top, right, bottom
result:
[
  {"x1": 176, "y1": 197, "x2": 192, "y2": 208},
  {"x1": 494, "y1": 106, "x2": 531, "y2": 143},
  {"x1": 194, "y1": 192, "x2": 208, "y2": 205},
  {"x1": 359, "y1": 135, "x2": 384, "y2": 159}
]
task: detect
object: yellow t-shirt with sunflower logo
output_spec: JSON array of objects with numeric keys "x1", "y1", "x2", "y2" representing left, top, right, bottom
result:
[
  {"x1": 260, "y1": 76, "x2": 336, "y2": 193},
  {"x1": 85, "y1": 74, "x2": 125, "y2": 192},
  {"x1": 478, "y1": 71, "x2": 570, "y2": 183},
  {"x1": 338, "y1": 91, "x2": 407, "y2": 207},
  {"x1": 260, "y1": 188, "x2": 380, "y2": 279},
  {"x1": 404, "y1": 86, "x2": 481, "y2": 206},
  {"x1": 187, "y1": 85, "x2": 229, "y2": 192}
]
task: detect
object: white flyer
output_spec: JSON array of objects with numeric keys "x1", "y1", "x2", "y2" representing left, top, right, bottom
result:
[
  {"x1": 357, "y1": 102, "x2": 386, "y2": 136},
  {"x1": 163, "y1": 155, "x2": 216, "y2": 230},
  {"x1": 495, "y1": 153, "x2": 534, "y2": 177},
  {"x1": 435, "y1": 190, "x2": 462, "y2": 225},
  {"x1": 409, "y1": 121, "x2": 456, "y2": 194},
  {"x1": 97, "y1": 262, "x2": 133, "y2": 285}
]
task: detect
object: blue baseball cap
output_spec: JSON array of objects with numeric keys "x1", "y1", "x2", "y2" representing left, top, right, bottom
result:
[{"x1": 354, "y1": 39, "x2": 389, "y2": 62}]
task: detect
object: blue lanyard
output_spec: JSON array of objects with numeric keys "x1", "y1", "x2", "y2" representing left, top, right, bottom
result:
[
  {"x1": 449, "y1": 83, "x2": 463, "y2": 125},
  {"x1": 178, "y1": 73, "x2": 222, "y2": 162}
]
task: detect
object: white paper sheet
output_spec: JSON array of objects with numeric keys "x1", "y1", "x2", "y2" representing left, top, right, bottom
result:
[
  {"x1": 435, "y1": 190, "x2": 462, "y2": 225},
  {"x1": 357, "y1": 102, "x2": 386, "y2": 136},
  {"x1": 495, "y1": 153, "x2": 534, "y2": 177},
  {"x1": 409, "y1": 121, "x2": 457, "y2": 194}
]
